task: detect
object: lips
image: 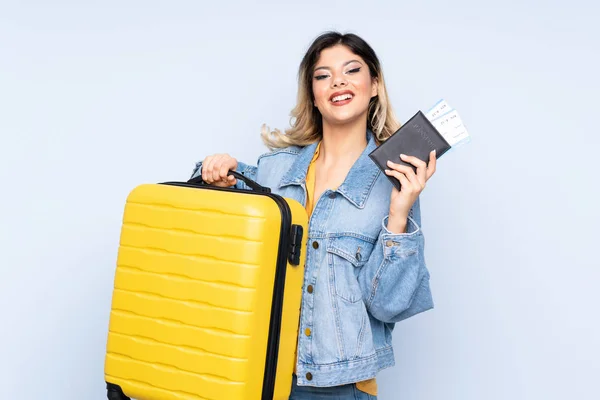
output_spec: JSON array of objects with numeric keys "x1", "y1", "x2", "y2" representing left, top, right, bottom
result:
[{"x1": 329, "y1": 90, "x2": 354, "y2": 106}]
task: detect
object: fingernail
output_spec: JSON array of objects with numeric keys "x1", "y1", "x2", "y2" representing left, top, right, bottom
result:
[
  {"x1": 387, "y1": 160, "x2": 393, "y2": 165},
  {"x1": 400, "y1": 153, "x2": 406, "y2": 158}
]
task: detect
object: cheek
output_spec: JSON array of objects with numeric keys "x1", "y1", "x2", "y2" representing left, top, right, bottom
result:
[
  {"x1": 353, "y1": 76, "x2": 372, "y2": 94},
  {"x1": 312, "y1": 83, "x2": 329, "y2": 105}
]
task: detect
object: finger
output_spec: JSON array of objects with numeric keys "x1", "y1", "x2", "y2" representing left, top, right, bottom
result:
[
  {"x1": 212, "y1": 155, "x2": 225, "y2": 182},
  {"x1": 387, "y1": 160, "x2": 418, "y2": 182},
  {"x1": 399, "y1": 154, "x2": 427, "y2": 170},
  {"x1": 427, "y1": 150, "x2": 437, "y2": 180},
  {"x1": 207, "y1": 156, "x2": 221, "y2": 183},
  {"x1": 202, "y1": 156, "x2": 214, "y2": 182},
  {"x1": 385, "y1": 168, "x2": 411, "y2": 191},
  {"x1": 219, "y1": 159, "x2": 238, "y2": 186},
  {"x1": 387, "y1": 161, "x2": 422, "y2": 192},
  {"x1": 219, "y1": 156, "x2": 231, "y2": 182},
  {"x1": 399, "y1": 154, "x2": 427, "y2": 185}
]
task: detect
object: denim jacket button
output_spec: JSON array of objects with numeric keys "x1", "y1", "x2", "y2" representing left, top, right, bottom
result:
[
  {"x1": 306, "y1": 372, "x2": 313, "y2": 381},
  {"x1": 385, "y1": 240, "x2": 394, "y2": 247},
  {"x1": 307, "y1": 284, "x2": 314, "y2": 293},
  {"x1": 312, "y1": 241, "x2": 319, "y2": 249}
]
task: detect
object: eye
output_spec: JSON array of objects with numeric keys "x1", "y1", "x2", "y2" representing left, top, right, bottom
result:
[
  {"x1": 347, "y1": 67, "x2": 361, "y2": 74},
  {"x1": 314, "y1": 74, "x2": 329, "y2": 80}
]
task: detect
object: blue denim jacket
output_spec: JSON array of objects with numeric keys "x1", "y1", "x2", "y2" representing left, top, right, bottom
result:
[{"x1": 190, "y1": 130, "x2": 434, "y2": 387}]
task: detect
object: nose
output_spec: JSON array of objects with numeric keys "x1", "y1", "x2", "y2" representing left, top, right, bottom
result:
[{"x1": 332, "y1": 74, "x2": 347, "y2": 88}]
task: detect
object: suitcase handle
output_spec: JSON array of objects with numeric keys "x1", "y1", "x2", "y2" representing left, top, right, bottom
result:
[{"x1": 187, "y1": 170, "x2": 271, "y2": 193}]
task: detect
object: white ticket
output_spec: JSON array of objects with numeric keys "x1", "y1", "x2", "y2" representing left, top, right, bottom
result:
[
  {"x1": 425, "y1": 99, "x2": 452, "y2": 121},
  {"x1": 425, "y1": 99, "x2": 471, "y2": 148}
]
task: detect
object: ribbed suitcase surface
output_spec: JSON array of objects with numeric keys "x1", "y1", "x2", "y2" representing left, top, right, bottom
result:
[{"x1": 104, "y1": 182, "x2": 307, "y2": 400}]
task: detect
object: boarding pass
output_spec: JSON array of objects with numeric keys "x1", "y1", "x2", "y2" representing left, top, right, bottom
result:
[{"x1": 425, "y1": 99, "x2": 471, "y2": 149}]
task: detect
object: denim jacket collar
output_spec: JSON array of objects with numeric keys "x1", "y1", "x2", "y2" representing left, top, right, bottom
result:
[{"x1": 279, "y1": 129, "x2": 381, "y2": 209}]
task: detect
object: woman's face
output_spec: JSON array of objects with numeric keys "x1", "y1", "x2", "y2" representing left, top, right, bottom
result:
[{"x1": 311, "y1": 44, "x2": 378, "y2": 128}]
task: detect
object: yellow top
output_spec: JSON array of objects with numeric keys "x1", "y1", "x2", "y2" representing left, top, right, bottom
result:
[{"x1": 296, "y1": 141, "x2": 378, "y2": 396}]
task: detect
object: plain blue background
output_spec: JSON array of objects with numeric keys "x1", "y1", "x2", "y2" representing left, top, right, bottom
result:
[{"x1": 1, "y1": 1, "x2": 598, "y2": 399}]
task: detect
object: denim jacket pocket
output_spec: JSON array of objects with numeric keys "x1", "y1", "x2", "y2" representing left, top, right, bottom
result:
[{"x1": 326, "y1": 234, "x2": 375, "y2": 303}]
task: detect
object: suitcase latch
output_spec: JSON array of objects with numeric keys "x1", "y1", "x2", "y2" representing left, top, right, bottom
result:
[{"x1": 288, "y1": 224, "x2": 304, "y2": 266}]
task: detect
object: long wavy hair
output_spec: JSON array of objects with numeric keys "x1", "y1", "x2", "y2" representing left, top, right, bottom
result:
[{"x1": 261, "y1": 31, "x2": 401, "y2": 149}]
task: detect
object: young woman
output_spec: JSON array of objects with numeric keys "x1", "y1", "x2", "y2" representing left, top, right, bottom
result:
[{"x1": 191, "y1": 31, "x2": 437, "y2": 399}]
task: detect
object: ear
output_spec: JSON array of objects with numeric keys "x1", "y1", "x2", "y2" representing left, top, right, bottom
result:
[{"x1": 371, "y1": 77, "x2": 379, "y2": 98}]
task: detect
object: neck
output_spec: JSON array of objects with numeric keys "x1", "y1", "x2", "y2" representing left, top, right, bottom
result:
[{"x1": 319, "y1": 118, "x2": 368, "y2": 165}]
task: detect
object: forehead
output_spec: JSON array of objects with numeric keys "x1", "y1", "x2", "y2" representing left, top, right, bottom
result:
[{"x1": 315, "y1": 45, "x2": 364, "y2": 68}]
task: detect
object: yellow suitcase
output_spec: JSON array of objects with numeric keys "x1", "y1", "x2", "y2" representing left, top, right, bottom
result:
[{"x1": 104, "y1": 171, "x2": 308, "y2": 400}]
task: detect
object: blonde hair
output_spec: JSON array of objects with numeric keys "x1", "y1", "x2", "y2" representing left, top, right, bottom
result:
[{"x1": 261, "y1": 32, "x2": 401, "y2": 150}]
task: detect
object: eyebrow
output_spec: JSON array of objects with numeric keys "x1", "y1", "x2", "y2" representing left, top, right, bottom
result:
[{"x1": 314, "y1": 59, "x2": 363, "y2": 73}]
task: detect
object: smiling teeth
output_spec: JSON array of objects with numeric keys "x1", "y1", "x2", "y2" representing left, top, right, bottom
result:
[{"x1": 332, "y1": 94, "x2": 353, "y2": 102}]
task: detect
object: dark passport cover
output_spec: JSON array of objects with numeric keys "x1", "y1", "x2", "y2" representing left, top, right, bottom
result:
[{"x1": 369, "y1": 110, "x2": 451, "y2": 190}]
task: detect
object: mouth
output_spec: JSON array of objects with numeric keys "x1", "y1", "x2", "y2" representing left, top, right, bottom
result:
[{"x1": 329, "y1": 90, "x2": 354, "y2": 106}]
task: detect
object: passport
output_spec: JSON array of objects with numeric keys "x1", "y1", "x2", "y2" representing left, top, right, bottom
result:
[{"x1": 369, "y1": 110, "x2": 451, "y2": 191}]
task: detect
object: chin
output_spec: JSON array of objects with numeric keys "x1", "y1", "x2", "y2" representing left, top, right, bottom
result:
[{"x1": 323, "y1": 108, "x2": 367, "y2": 127}]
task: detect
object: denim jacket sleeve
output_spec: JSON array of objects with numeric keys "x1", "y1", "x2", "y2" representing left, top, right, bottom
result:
[{"x1": 357, "y1": 196, "x2": 434, "y2": 324}]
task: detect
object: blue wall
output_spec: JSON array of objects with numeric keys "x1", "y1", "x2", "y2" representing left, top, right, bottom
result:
[{"x1": 1, "y1": 1, "x2": 597, "y2": 398}]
